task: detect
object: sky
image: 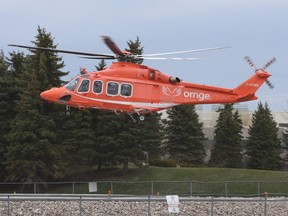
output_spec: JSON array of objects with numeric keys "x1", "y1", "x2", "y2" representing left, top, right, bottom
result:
[{"x1": 1, "y1": 0, "x2": 288, "y2": 111}]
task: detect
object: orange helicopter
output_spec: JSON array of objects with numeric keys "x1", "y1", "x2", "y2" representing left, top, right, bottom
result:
[{"x1": 9, "y1": 36, "x2": 275, "y2": 122}]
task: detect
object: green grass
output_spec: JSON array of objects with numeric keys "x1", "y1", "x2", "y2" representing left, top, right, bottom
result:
[
  {"x1": 95, "y1": 166, "x2": 288, "y2": 182},
  {"x1": 47, "y1": 167, "x2": 288, "y2": 196},
  {"x1": 4, "y1": 167, "x2": 288, "y2": 196}
]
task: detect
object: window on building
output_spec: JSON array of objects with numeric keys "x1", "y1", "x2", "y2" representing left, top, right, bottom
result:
[
  {"x1": 78, "y1": 79, "x2": 90, "y2": 93},
  {"x1": 120, "y1": 83, "x2": 132, "y2": 97},
  {"x1": 107, "y1": 82, "x2": 119, "y2": 96},
  {"x1": 93, "y1": 80, "x2": 103, "y2": 94}
]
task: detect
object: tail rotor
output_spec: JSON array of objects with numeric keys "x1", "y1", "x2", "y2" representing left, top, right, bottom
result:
[{"x1": 245, "y1": 56, "x2": 276, "y2": 89}]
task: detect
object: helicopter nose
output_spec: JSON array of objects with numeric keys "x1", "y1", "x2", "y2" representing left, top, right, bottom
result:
[{"x1": 40, "y1": 88, "x2": 61, "y2": 102}]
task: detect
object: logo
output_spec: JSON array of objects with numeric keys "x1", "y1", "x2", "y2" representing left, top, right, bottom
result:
[{"x1": 162, "y1": 86, "x2": 182, "y2": 97}]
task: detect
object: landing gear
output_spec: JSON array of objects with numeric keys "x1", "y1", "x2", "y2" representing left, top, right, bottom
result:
[
  {"x1": 128, "y1": 113, "x2": 145, "y2": 123},
  {"x1": 139, "y1": 115, "x2": 145, "y2": 121},
  {"x1": 65, "y1": 105, "x2": 71, "y2": 116}
]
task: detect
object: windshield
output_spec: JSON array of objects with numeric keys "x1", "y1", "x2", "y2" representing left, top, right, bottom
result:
[{"x1": 65, "y1": 78, "x2": 80, "y2": 91}]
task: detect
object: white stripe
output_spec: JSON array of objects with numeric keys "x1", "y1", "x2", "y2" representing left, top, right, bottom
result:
[{"x1": 69, "y1": 91, "x2": 178, "y2": 109}]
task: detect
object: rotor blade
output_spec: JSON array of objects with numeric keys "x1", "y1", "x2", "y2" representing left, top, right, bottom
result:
[
  {"x1": 79, "y1": 56, "x2": 116, "y2": 60},
  {"x1": 262, "y1": 57, "x2": 276, "y2": 70},
  {"x1": 136, "y1": 57, "x2": 201, "y2": 60},
  {"x1": 8, "y1": 44, "x2": 115, "y2": 58},
  {"x1": 266, "y1": 80, "x2": 274, "y2": 89},
  {"x1": 138, "y1": 46, "x2": 231, "y2": 57},
  {"x1": 101, "y1": 36, "x2": 125, "y2": 56},
  {"x1": 244, "y1": 56, "x2": 257, "y2": 71}
]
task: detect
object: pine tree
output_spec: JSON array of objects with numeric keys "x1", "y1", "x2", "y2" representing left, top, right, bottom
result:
[
  {"x1": 58, "y1": 109, "x2": 97, "y2": 173},
  {"x1": 95, "y1": 59, "x2": 107, "y2": 71},
  {"x1": 0, "y1": 51, "x2": 11, "y2": 180},
  {"x1": 282, "y1": 128, "x2": 288, "y2": 149},
  {"x1": 246, "y1": 102, "x2": 282, "y2": 170},
  {"x1": 0, "y1": 51, "x2": 28, "y2": 181},
  {"x1": 164, "y1": 105, "x2": 206, "y2": 166},
  {"x1": 125, "y1": 36, "x2": 144, "y2": 64},
  {"x1": 5, "y1": 27, "x2": 67, "y2": 181},
  {"x1": 209, "y1": 104, "x2": 243, "y2": 168},
  {"x1": 5, "y1": 70, "x2": 60, "y2": 182},
  {"x1": 30, "y1": 26, "x2": 67, "y2": 89}
]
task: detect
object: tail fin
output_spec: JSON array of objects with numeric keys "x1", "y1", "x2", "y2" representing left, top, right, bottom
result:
[{"x1": 233, "y1": 70, "x2": 271, "y2": 101}]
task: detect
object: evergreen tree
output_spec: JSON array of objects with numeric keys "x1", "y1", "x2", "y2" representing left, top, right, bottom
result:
[
  {"x1": 30, "y1": 26, "x2": 67, "y2": 89},
  {"x1": 282, "y1": 128, "x2": 288, "y2": 149},
  {"x1": 0, "y1": 51, "x2": 11, "y2": 180},
  {"x1": 164, "y1": 105, "x2": 206, "y2": 166},
  {"x1": 95, "y1": 59, "x2": 107, "y2": 71},
  {"x1": 209, "y1": 104, "x2": 243, "y2": 168},
  {"x1": 1, "y1": 51, "x2": 27, "y2": 181},
  {"x1": 116, "y1": 113, "x2": 163, "y2": 172},
  {"x1": 58, "y1": 109, "x2": 97, "y2": 173},
  {"x1": 125, "y1": 36, "x2": 144, "y2": 64},
  {"x1": 5, "y1": 27, "x2": 67, "y2": 181},
  {"x1": 5, "y1": 70, "x2": 60, "y2": 182},
  {"x1": 246, "y1": 102, "x2": 282, "y2": 170}
]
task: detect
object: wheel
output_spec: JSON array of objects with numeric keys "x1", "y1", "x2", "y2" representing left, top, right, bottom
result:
[
  {"x1": 139, "y1": 115, "x2": 145, "y2": 121},
  {"x1": 65, "y1": 110, "x2": 71, "y2": 116}
]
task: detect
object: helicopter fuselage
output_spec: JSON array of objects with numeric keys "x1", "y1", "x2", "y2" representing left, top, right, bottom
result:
[{"x1": 40, "y1": 61, "x2": 270, "y2": 117}]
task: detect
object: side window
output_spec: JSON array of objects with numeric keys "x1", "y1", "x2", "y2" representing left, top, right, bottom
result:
[
  {"x1": 65, "y1": 78, "x2": 80, "y2": 91},
  {"x1": 78, "y1": 79, "x2": 90, "y2": 93},
  {"x1": 93, "y1": 80, "x2": 103, "y2": 94},
  {"x1": 107, "y1": 82, "x2": 119, "y2": 96},
  {"x1": 120, "y1": 83, "x2": 132, "y2": 97},
  {"x1": 149, "y1": 70, "x2": 155, "y2": 80}
]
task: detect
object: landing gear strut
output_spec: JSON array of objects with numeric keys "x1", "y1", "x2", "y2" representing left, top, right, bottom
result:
[
  {"x1": 127, "y1": 113, "x2": 145, "y2": 123},
  {"x1": 65, "y1": 105, "x2": 71, "y2": 116}
]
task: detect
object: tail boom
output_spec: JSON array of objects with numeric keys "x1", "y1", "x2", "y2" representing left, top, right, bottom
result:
[{"x1": 233, "y1": 70, "x2": 271, "y2": 102}]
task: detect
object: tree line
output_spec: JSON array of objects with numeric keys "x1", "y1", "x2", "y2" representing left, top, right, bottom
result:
[{"x1": 0, "y1": 27, "x2": 284, "y2": 182}]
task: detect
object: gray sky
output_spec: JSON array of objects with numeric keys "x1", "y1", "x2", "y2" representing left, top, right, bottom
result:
[{"x1": 1, "y1": 0, "x2": 288, "y2": 111}]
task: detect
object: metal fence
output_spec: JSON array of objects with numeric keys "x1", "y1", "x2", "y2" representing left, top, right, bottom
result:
[
  {"x1": 1, "y1": 194, "x2": 288, "y2": 216},
  {"x1": 1, "y1": 181, "x2": 288, "y2": 197}
]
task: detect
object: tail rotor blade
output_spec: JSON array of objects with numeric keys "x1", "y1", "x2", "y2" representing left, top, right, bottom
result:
[
  {"x1": 266, "y1": 80, "x2": 274, "y2": 89},
  {"x1": 262, "y1": 57, "x2": 276, "y2": 70},
  {"x1": 245, "y1": 56, "x2": 257, "y2": 71}
]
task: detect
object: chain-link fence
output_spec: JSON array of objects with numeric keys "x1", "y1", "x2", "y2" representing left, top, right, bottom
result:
[{"x1": 1, "y1": 181, "x2": 288, "y2": 197}]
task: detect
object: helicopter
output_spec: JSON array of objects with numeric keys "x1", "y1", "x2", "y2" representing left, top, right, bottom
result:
[{"x1": 9, "y1": 36, "x2": 275, "y2": 122}]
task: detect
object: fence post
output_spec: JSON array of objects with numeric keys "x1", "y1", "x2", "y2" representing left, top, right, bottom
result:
[
  {"x1": 151, "y1": 181, "x2": 154, "y2": 195},
  {"x1": 148, "y1": 195, "x2": 151, "y2": 216},
  {"x1": 72, "y1": 182, "x2": 75, "y2": 194},
  {"x1": 7, "y1": 195, "x2": 10, "y2": 216},
  {"x1": 110, "y1": 181, "x2": 113, "y2": 194},
  {"x1": 79, "y1": 196, "x2": 82, "y2": 216},
  {"x1": 34, "y1": 182, "x2": 36, "y2": 194},
  {"x1": 190, "y1": 181, "x2": 193, "y2": 196},
  {"x1": 257, "y1": 182, "x2": 260, "y2": 197},
  {"x1": 211, "y1": 196, "x2": 214, "y2": 216},
  {"x1": 225, "y1": 182, "x2": 228, "y2": 197}
]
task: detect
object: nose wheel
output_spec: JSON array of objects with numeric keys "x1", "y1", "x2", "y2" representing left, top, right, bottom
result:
[{"x1": 65, "y1": 106, "x2": 71, "y2": 116}]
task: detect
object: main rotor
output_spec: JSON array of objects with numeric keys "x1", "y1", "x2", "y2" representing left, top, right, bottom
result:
[{"x1": 9, "y1": 36, "x2": 230, "y2": 63}]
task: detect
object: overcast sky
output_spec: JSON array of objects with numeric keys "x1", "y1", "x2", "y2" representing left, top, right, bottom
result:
[{"x1": 1, "y1": 0, "x2": 288, "y2": 111}]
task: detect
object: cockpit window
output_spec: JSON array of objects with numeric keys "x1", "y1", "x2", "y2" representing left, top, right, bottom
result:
[
  {"x1": 93, "y1": 80, "x2": 103, "y2": 94},
  {"x1": 107, "y1": 82, "x2": 119, "y2": 96},
  {"x1": 78, "y1": 79, "x2": 90, "y2": 93},
  {"x1": 120, "y1": 83, "x2": 132, "y2": 97},
  {"x1": 65, "y1": 78, "x2": 80, "y2": 91}
]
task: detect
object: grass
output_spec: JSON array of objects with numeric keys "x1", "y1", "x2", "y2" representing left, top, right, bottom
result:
[
  {"x1": 47, "y1": 167, "x2": 288, "y2": 196},
  {"x1": 4, "y1": 167, "x2": 288, "y2": 196}
]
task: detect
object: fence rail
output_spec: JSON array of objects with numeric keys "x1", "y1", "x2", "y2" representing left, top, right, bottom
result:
[
  {"x1": 1, "y1": 194, "x2": 288, "y2": 216},
  {"x1": 1, "y1": 181, "x2": 288, "y2": 197}
]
